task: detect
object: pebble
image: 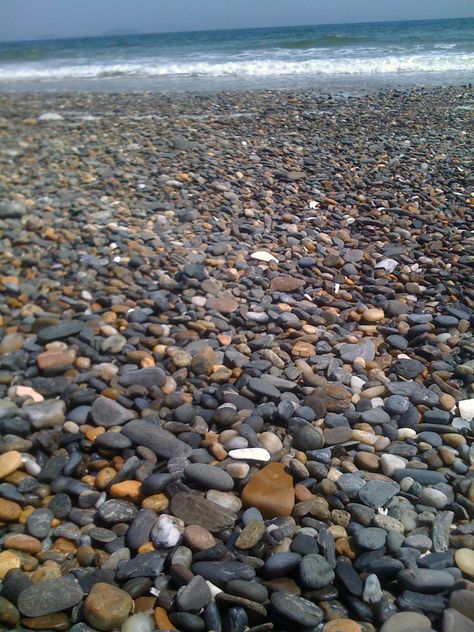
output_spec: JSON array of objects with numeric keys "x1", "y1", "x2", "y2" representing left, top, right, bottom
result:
[
  {"x1": 83, "y1": 582, "x2": 133, "y2": 630},
  {"x1": 18, "y1": 576, "x2": 84, "y2": 617},
  {"x1": 0, "y1": 86, "x2": 472, "y2": 632},
  {"x1": 0, "y1": 450, "x2": 22, "y2": 479}
]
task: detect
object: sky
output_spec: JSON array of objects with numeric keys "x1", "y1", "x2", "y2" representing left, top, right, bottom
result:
[{"x1": 1, "y1": 0, "x2": 473, "y2": 41}]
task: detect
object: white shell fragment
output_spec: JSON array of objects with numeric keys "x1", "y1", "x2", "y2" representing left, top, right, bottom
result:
[
  {"x1": 228, "y1": 448, "x2": 271, "y2": 462},
  {"x1": 251, "y1": 250, "x2": 279, "y2": 263}
]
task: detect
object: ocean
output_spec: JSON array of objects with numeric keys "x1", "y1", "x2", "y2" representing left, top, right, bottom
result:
[{"x1": 0, "y1": 17, "x2": 473, "y2": 92}]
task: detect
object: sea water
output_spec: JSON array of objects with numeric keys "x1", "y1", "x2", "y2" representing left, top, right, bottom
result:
[{"x1": 0, "y1": 17, "x2": 473, "y2": 92}]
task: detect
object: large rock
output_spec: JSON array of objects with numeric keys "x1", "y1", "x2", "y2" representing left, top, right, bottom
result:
[{"x1": 170, "y1": 492, "x2": 236, "y2": 532}]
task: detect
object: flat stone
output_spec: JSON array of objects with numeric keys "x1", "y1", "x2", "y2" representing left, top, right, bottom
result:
[
  {"x1": 122, "y1": 419, "x2": 193, "y2": 458},
  {"x1": 176, "y1": 575, "x2": 212, "y2": 612},
  {"x1": 380, "y1": 611, "x2": 432, "y2": 632},
  {"x1": 191, "y1": 561, "x2": 255, "y2": 587},
  {"x1": 398, "y1": 569, "x2": 455, "y2": 593},
  {"x1": 324, "y1": 426, "x2": 353, "y2": 445},
  {"x1": 442, "y1": 608, "x2": 474, "y2": 632},
  {"x1": 184, "y1": 463, "x2": 234, "y2": 491},
  {"x1": 23, "y1": 400, "x2": 65, "y2": 429},
  {"x1": 340, "y1": 340, "x2": 376, "y2": 363},
  {"x1": 353, "y1": 527, "x2": 387, "y2": 550},
  {"x1": 18, "y1": 576, "x2": 84, "y2": 617},
  {"x1": 90, "y1": 396, "x2": 135, "y2": 427},
  {"x1": 37, "y1": 320, "x2": 85, "y2": 343},
  {"x1": 235, "y1": 519, "x2": 266, "y2": 550},
  {"x1": 228, "y1": 448, "x2": 271, "y2": 462},
  {"x1": 358, "y1": 480, "x2": 400, "y2": 509},
  {"x1": 449, "y1": 590, "x2": 474, "y2": 621},
  {"x1": 299, "y1": 554, "x2": 335, "y2": 589},
  {"x1": 271, "y1": 591, "x2": 323, "y2": 627},
  {"x1": 170, "y1": 492, "x2": 236, "y2": 532},
  {"x1": 118, "y1": 367, "x2": 166, "y2": 388},
  {"x1": 270, "y1": 276, "x2": 306, "y2": 292},
  {"x1": 241, "y1": 462, "x2": 295, "y2": 518}
]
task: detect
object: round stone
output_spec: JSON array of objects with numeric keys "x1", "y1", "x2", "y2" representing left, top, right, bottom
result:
[
  {"x1": 84, "y1": 582, "x2": 133, "y2": 631},
  {"x1": 0, "y1": 451, "x2": 22, "y2": 480},
  {"x1": 455, "y1": 548, "x2": 474, "y2": 579}
]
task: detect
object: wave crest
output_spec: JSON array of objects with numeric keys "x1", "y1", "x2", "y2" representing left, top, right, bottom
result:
[{"x1": 1, "y1": 53, "x2": 473, "y2": 81}]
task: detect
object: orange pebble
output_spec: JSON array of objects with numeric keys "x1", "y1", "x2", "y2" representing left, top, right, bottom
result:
[
  {"x1": 110, "y1": 480, "x2": 142, "y2": 501},
  {"x1": 154, "y1": 607, "x2": 177, "y2": 630}
]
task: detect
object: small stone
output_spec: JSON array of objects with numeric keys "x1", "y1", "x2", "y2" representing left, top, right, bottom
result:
[
  {"x1": 241, "y1": 462, "x2": 295, "y2": 518},
  {"x1": 91, "y1": 396, "x2": 135, "y2": 427},
  {"x1": 228, "y1": 447, "x2": 271, "y2": 462},
  {"x1": 23, "y1": 400, "x2": 65, "y2": 429},
  {"x1": 0, "y1": 550, "x2": 20, "y2": 579},
  {"x1": 176, "y1": 575, "x2": 212, "y2": 612},
  {"x1": 271, "y1": 591, "x2": 323, "y2": 627},
  {"x1": 362, "y1": 308, "x2": 385, "y2": 322},
  {"x1": 184, "y1": 463, "x2": 234, "y2": 491},
  {"x1": 324, "y1": 619, "x2": 361, "y2": 632},
  {"x1": 235, "y1": 520, "x2": 266, "y2": 550},
  {"x1": 0, "y1": 450, "x2": 22, "y2": 479},
  {"x1": 84, "y1": 582, "x2": 133, "y2": 630},
  {"x1": 380, "y1": 611, "x2": 432, "y2": 632},
  {"x1": 18, "y1": 576, "x2": 84, "y2": 617},
  {"x1": 353, "y1": 527, "x2": 387, "y2": 550},
  {"x1": 299, "y1": 554, "x2": 335, "y2": 589},
  {"x1": 454, "y1": 548, "x2": 474, "y2": 579},
  {"x1": 0, "y1": 498, "x2": 22, "y2": 522},
  {"x1": 0, "y1": 595, "x2": 20, "y2": 627}
]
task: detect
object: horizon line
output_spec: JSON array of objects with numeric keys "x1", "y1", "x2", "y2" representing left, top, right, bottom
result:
[{"x1": 1, "y1": 14, "x2": 473, "y2": 45}]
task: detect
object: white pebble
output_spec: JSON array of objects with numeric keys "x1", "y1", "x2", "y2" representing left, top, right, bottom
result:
[
  {"x1": 250, "y1": 250, "x2": 279, "y2": 263},
  {"x1": 121, "y1": 614, "x2": 154, "y2": 632},
  {"x1": 381, "y1": 454, "x2": 406, "y2": 477},
  {"x1": 151, "y1": 515, "x2": 184, "y2": 548},
  {"x1": 21, "y1": 456, "x2": 41, "y2": 476},
  {"x1": 459, "y1": 398, "x2": 474, "y2": 422},
  {"x1": 228, "y1": 448, "x2": 271, "y2": 462}
]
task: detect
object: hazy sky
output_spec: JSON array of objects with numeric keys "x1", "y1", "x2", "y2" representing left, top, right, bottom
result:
[{"x1": 1, "y1": 0, "x2": 473, "y2": 41}]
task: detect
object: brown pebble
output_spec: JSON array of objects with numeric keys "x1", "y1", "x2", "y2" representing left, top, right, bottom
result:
[{"x1": 183, "y1": 525, "x2": 215, "y2": 550}]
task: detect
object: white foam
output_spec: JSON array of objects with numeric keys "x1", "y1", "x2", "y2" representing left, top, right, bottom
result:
[{"x1": 1, "y1": 52, "x2": 473, "y2": 82}]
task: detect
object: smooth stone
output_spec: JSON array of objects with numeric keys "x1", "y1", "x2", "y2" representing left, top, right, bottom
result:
[
  {"x1": 271, "y1": 591, "x2": 323, "y2": 627},
  {"x1": 0, "y1": 595, "x2": 20, "y2": 627},
  {"x1": 358, "y1": 480, "x2": 400, "y2": 509},
  {"x1": 118, "y1": 367, "x2": 166, "y2": 388},
  {"x1": 264, "y1": 552, "x2": 302, "y2": 578},
  {"x1": 340, "y1": 340, "x2": 376, "y2": 363},
  {"x1": 442, "y1": 608, "x2": 474, "y2": 632},
  {"x1": 90, "y1": 397, "x2": 135, "y2": 427},
  {"x1": 122, "y1": 419, "x2": 193, "y2": 458},
  {"x1": 235, "y1": 520, "x2": 266, "y2": 550},
  {"x1": 353, "y1": 527, "x2": 387, "y2": 550},
  {"x1": 454, "y1": 548, "x2": 474, "y2": 579},
  {"x1": 23, "y1": 400, "x2": 65, "y2": 429},
  {"x1": 18, "y1": 576, "x2": 84, "y2": 617},
  {"x1": 27, "y1": 508, "x2": 53, "y2": 538},
  {"x1": 191, "y1": 561, "x2": 255, "y2": 588},
  {"x1": 379, "y1": 611, "x2": 432, "y2": 632},
  {"x1": 299, "y1": 554, "x2": 335, "y2": 589},
  {"x1": 449, "y1": 590, "x2": 474, "y2": 621},
  {"x1": 398, "y1": 569, "x2": 455, "y2": 593},
  {"x1": 241, "y1": 462, "x2": 295, "y2": 518},
  {"x1": 228, "y1": 448, "x2": 271, "y2": 462},
  {"x1": 419, "y1": 488, "x2": 448, "y2": 509},
  {"x1": 37, "y1": 320, "x2": 84, "y2": 342},
  {"x1": 0, "y1": 451, "x2": 22, "y2": 479},
  {"x1": 226, "y1": 580, "x2": 268, "y2": 603},
  {"x1": 380, "y1": 454, "x2": 406, "y2": 477},
  {"x1": 184, "y1": 463, "x2": 234, "y2": 491},
  {"x1": 176, "y1": 575, "x2": 212, "y2": 612},
  {"x1": 151, "y1": 514, "x2": 184, "y2": 548},
  {"x1": 97, "y1": 499, "x2": 138, "y2": 524},
  {"x1": 84, "y1": 582, "x2": 133, "y2": 631},
  {"x1": 170, "y1": 492, "x2": 236, "y2": 532}
]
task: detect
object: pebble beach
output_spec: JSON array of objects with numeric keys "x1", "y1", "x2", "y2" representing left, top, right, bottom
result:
[{"x1": 0, "y1": 85, "x2": 473, "y2": 632}]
